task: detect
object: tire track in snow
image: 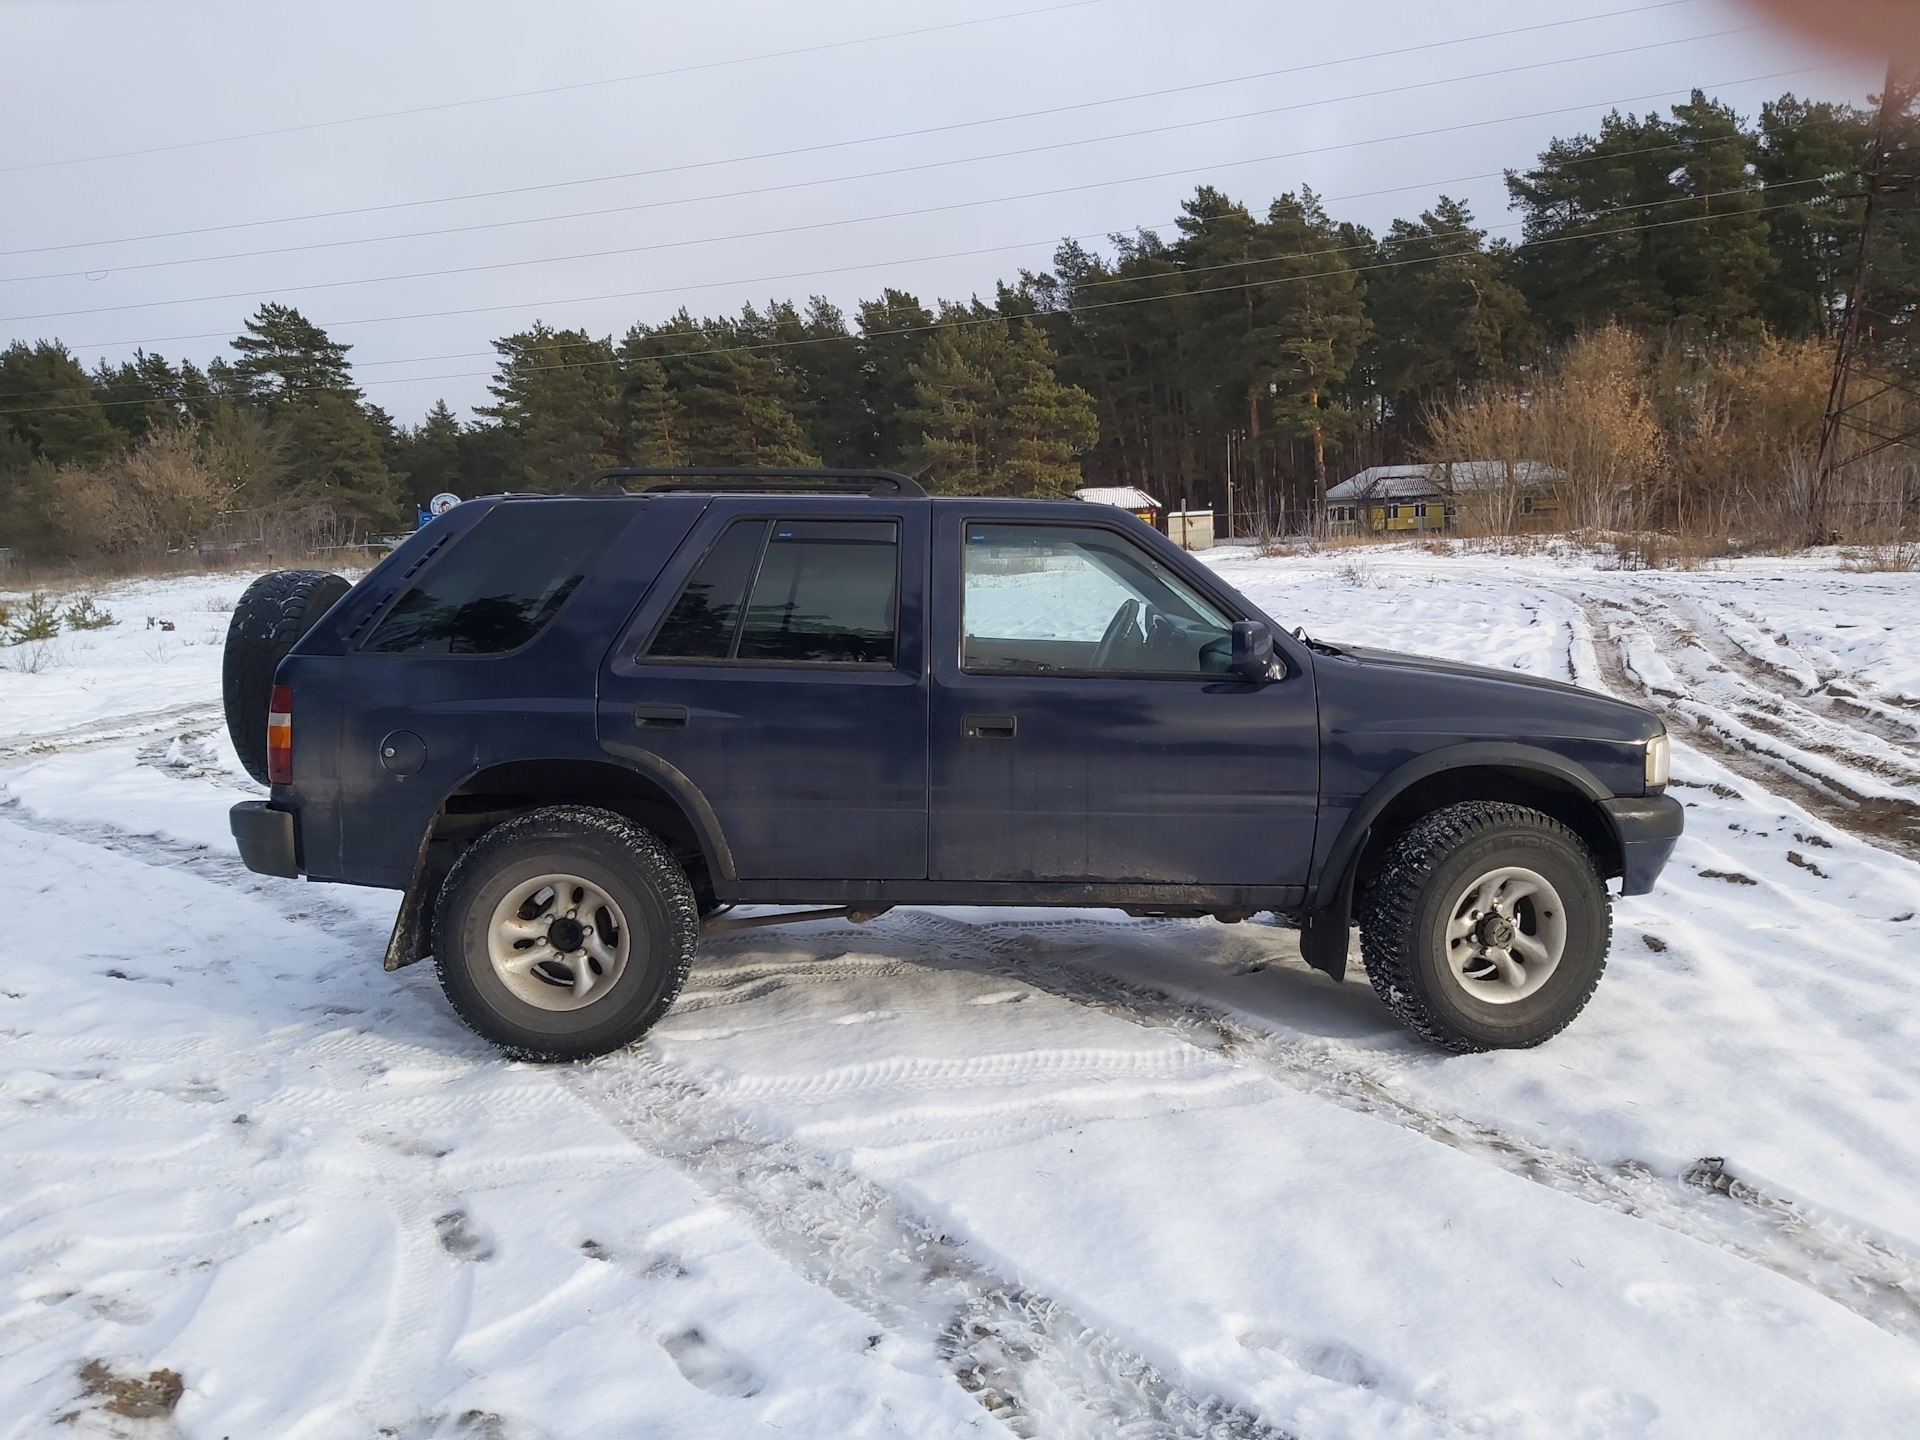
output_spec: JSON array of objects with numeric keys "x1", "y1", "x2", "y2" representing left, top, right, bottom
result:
[
  {"x1": 1, "y1": 802, "x2": 1301, "y2": 1436},
  {"x1": 565, "y1": 1056, "x2": 1298, "y2": 1440},
  {"x1": 0, "y1": 701, "x2": 224, "y2": 763},
  {"x1": 1632, "y1": 593, "x2": 1920, "y2": 782},
  {"x1": 1558, "y1": 592, "x2": 1920, "y2": 861},
  {"x1": 0, "y1": 800, "x2": 387, "y2": 950},
  {"x1": 761, "y1": 911, "x2": 1920, "y2": 1348}
]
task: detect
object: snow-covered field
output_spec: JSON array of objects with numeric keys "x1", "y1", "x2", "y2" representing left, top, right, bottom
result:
[{"x1": 3, "y1": 547, "x2": 1918, "y2": 1438}]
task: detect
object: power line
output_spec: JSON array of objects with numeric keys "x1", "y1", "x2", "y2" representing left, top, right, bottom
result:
[
  {"x1": 0, "y1": 61, "x2": 1831, "y2": 330},
  {"x1": 0, "y1": 0, "x2": 1107, "y2": 176},
  {"x1": 0, "y1": 22, "x2": 1761, "y2": 288},
  {"x1": 0, "y1": 197, "x2": 1836, "y2": 421},
  {"x1": 52, "y1": 134, "x2": 1763, "y2": 357},
  {"x1": 0, "y1": 0, "x2": 1713, "y2": 260},
  {"x1": 0, "y1": 137, "x2": 1786, "y2": 397}
]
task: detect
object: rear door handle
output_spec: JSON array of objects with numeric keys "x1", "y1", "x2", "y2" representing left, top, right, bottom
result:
[
  {"x1": 633, "y1": 703, "x2": 689, "y2": 730},
  {"x1": 963, "y1": 713, "x2": 1017, "y2": 741}
]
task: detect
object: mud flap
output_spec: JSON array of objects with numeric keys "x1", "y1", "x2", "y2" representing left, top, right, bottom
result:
[
  {"x1": 1298, "y1": 851, "x2": 1361, "y2": 983},
  {"x1": 382, "y1": 829, "x2": 439, "y2": 972}
]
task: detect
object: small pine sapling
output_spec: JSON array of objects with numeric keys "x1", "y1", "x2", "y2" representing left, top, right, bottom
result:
[
  {"x1": 62, "y1": 595, "x2": 116, "y2": 630},
  {"x1": 6, "y1": 593, "x2": 60, "y2": 644}
]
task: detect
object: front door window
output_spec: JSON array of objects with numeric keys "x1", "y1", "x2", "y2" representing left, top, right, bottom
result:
[{"x1": 961, "y1": 523, "x2": 1233, "y2": 676}]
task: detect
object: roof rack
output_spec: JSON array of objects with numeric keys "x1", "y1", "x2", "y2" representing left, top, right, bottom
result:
[{"x1": 579, "y1": 466, "x2": 925, "y2": 498}]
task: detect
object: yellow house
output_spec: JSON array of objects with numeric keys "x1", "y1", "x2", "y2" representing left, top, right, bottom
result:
[
  {"x1": 1325, "y1": 463, "x2": 1562, "y2": 534},
  {"x1": 1324, "y1": 467, "x2": 1452, "y2": 534}
]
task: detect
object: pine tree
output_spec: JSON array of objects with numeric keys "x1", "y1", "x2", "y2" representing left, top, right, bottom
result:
[
  {"x1": 618, "y1": 310, "x2": 818, "y2": 466},
  {"x1": 767, "y1": 297, "x2": 869, "y2": 467},
  {"x1": 909, "y1": 308, "x2": 1096, "y2": 496},
  {"x1": 1667, "y1": 92, "x2": 1776, "y2": 338},
  {"x1": 390, "y1": 400, "x2": 464, "y2": 512},
  {"x1": 1507, "y1": 94, "x2": 1775, "y2": 340},
  {"x1": 1260, "y1": 189, "x2": 1371, "y2": 503},
  {"x1": 477, "y1": 323, "x2": 620, "y2": 490},
  {"x1": 221, "y1": 305, "x2": 400, "y2": 531},
  {"x1": 1756, "y1": 95, "x2": 1873, "y2": 337},
  {"x1": 623, "y1": 358, "x2": 686, "y2": 465},
  {"x1": 92, "y1": 350, "x2": 192, "y2": 442},
  {"x1": 0, "y1": 340, "x2": 123, "y2": 468},
  {"x1": 856, "y1": 289, "x2": 938, "y2": 469},
  {"x1": 1363, "y1": 198, "x2": 1537, "y2": 442},
  {"x1": 228, "y1": 303, "x2": 358, "y2": 406}
]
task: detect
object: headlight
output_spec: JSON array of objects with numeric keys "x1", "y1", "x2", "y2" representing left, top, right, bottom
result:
[{"x1": 1645, "y1": 733, "x2": 1670, "y2": 789}]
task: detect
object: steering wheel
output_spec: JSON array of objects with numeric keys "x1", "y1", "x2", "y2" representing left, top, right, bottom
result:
[{"x1": 1090, "y1": 598, "x2": 1141, "y2": 669}]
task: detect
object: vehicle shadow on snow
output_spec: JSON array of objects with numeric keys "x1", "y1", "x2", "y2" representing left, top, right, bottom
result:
[{"x1": 680, "y1": 910, "x2": 1409, "y2": 1052}]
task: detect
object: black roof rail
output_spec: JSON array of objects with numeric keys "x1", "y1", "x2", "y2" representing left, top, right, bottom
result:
[{"x1": 579, "y1": 466, "x2": 926, "y2": 498}]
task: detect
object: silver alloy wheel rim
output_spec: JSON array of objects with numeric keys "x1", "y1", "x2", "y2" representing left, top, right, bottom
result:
[
  {"x1": 1443, "y1": 865, "x2": 1566, "y2": 1004},
  {"x1": 486, "y1": 873, "x2": 631, "y2": 1012}
]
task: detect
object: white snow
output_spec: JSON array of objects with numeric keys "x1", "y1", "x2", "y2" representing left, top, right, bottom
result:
[{"x1": 4, "y1": 553, "x2": 1920, "y2": 1438}]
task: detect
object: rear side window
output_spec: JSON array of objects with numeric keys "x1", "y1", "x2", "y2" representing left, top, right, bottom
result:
[
  {"x1": 362, "y1": 505, "x2": 617, "y2": 654},
  {"x1": 647, "y1": 519, "x2": 766, "y2": 658},
  {"x1": 645, "y1": 518, "x2": 898, "y2": 666}
]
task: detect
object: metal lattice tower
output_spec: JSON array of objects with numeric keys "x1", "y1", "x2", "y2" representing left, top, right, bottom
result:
[{"x1": 1812, "y1": 62, "x2": 1920, "y2": 542}]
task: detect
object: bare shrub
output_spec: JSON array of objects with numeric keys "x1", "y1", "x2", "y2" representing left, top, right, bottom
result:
[
  {"x1": 1427, "y1": 326, "x2": 1664, "y2": 537},
  {"x1": 1425, "y1": 327, "x2": 1919, "y2": 555},
  {"x1": 1535, "y1": 326, "x2": 1664, "y2": 532},
  {"x1": 1658, "y1": 335, "x2": 1829, "y2": 545},
  {"x1": 1423, "y1": 384, "x2": 1533, "y2": 536},
  {"x1": 52, "y1": 424, "x2": 243, "y2": 556}
]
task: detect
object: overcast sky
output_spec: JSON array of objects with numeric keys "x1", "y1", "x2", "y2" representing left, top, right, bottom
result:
[{"x1": 0, "y1": 0, "x2": 1882, "y2": 425}]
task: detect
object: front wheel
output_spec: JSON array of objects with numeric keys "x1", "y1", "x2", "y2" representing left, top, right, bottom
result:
[
  {"x1": 432, "y1": 806, "x2": 697, "y2": 1061},
  {"x1": 1358, "y1": 802, "x2": 1610, "y2": 1052}
]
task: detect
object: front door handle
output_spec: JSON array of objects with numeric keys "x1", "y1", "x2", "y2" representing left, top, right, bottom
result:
[
  {"x1": 633, "y1": 703, "x2": 689, "y2": 730},
  {"x1": 963, "y1": 713, "x2": 1017, "y2": 741}
]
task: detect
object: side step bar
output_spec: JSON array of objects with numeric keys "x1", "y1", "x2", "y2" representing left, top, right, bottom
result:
[{"x1": 699, "y1": 906, "x2": 893, "y2": 936}]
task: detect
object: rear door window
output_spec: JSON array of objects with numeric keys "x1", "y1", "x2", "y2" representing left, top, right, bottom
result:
[
  {"x1": 644, "y1": 518, "x2": 898, "y2": 666},
  {"x1": 362, "y1": 504, "x2": 617, "y2": 654},
  {"x1": 646, "y1": 519, "x2": 767, "y2": 659}
]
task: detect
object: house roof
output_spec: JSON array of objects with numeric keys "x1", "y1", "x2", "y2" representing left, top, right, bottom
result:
[
  {"x1": 1075, "y1": 486, "x2": 1161, "y2": 510},
  {"x1": 1325, "y1": 466, "x2": 1442, "y2": 502},
  {"x1": 1325, "y1": 461, "x2": 1564, "y2": 502}
]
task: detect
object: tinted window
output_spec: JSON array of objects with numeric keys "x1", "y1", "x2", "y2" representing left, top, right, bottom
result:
[
  {"x1": 646, "y1": 520, "x2": 766, "y2": 658},
  {"x1": 363, "y1": 504, "x2": 618, "y2": 654},
  {"x1": 738, "y1": 521, "x2": 898, "y2": 664},
  {"x1": 962, "y1": 523, "x2": 1232, "y2": 675}
]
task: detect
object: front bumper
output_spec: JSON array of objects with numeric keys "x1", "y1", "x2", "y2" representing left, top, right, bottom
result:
[
  {"x1": 1601, "y1": 794, "x2": 1685, "y2": 895},
  {"x1": 231, "y1": 801, "x2": 299, "y2": 879}
]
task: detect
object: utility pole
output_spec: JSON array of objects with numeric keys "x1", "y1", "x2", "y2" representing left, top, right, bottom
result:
[
  {"x1": 1223, "y1": 433, "x2": 1235, "y2": 541},
  {"x1": 1813, "y1": 61, "x2": 1920, "y2": 544}
]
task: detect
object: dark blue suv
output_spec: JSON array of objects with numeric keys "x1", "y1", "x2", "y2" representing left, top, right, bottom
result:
[{"x1": 224, "y1": 469, "x2": 1682, "y2": 1060}]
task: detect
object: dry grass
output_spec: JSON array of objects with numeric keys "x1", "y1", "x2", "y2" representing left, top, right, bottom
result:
[
  {"x1": 1843, "y1": 540, "x2": 1920, "y2": 571},
  {"x1": 69, "y1": 1359, "x2": 184, "y2": 1420},
  {"x1": 1, "y1": 544, "x2": 384, "y2": 598}
]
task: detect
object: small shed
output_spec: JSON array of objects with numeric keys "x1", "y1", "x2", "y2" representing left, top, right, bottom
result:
[
  {"x1": 1074, "y1": 487, "x2": 1160, "y2": 526},
  {"x1": 1166, "y1": 509, "x2": 1214, "y2": 550}
]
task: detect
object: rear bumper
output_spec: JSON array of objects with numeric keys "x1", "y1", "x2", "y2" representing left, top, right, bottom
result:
[
  {"x1": 1601, "y1": 794, "x2": 1685, "y2": 896},
  {"x1": 231, "y1": 801, "x2": 299, "y2": 879}
]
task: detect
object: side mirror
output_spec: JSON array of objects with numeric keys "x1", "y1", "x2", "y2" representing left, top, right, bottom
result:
[{"x1": 1230, "y1": 620, "x2": 1275, "y2": 680}]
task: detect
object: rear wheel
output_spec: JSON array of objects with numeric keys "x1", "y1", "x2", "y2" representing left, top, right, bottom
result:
[
  {"x1": 432, "y1": 806, "x2": 697, "y2": 1061},
  {"x1": 222, "y1": 569, "x2": 350, "y2": 784},
  {"x1": 1358, "y1": 802, "x2": 1610, "y2": 1052}
]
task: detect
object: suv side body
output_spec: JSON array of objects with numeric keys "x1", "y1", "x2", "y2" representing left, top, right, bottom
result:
[{"x1": 229, "y1": 477, "x2": 1682, "y2": 1050}]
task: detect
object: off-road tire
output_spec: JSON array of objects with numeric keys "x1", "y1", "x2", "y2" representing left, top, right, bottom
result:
[
  {"x1": 433, "y1": 806, "x2": 697, "y2": 1062},
  {"x1": 1358, "y1": 801, "x2": 1610, "y2": 1053},
  {"x1": 222, "y1": 569, "x2": 350, "y2": 784}
]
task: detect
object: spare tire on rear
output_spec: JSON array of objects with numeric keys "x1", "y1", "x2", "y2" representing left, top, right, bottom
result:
[{"x1": 222, "y1": 569, "x2": 350, "y2": 785}]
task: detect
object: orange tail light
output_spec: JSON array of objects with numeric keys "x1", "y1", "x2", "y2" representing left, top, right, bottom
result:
[{"x1": 267, "y1": 685, "x2": 293, "y2": 784}]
